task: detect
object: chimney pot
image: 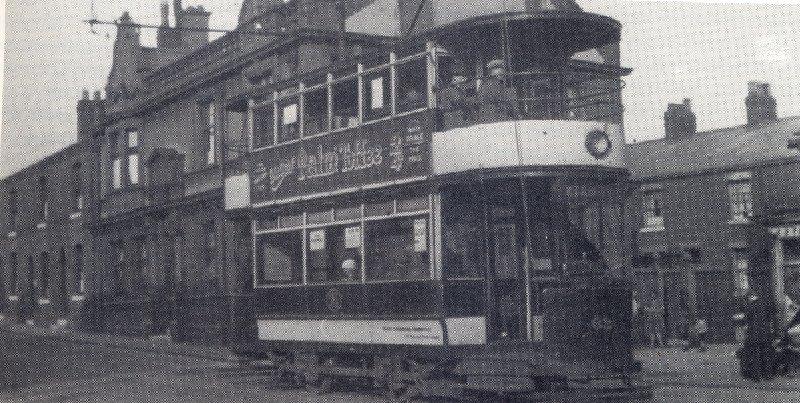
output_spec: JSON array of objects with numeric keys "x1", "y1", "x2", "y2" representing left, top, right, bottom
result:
[
  {"x1": 93, "y1": 90, "x2": 102, "y2": 100},
  {"x1": 82, "y1": 89, "x2": 90, "y2": 100}
]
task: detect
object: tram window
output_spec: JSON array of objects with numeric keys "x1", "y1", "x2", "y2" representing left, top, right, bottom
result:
[
  {"x1": 256, "y1": 232, "x2": 303, "y2": 285},
  {"x1": 277, "y1": 98, "x2": 300, "y2": 143},
  {"x1": 397, "y1": 195, "x2": 428, "y2": 213},
  {"x1": 335, "y1": 205, "x2": 361, "y2": 221},
  {"x1": 396, "y1": 58, "x2": 428, "y2": 113},
  {"x1": 332, "y1": 78, "x2": 359, "y2": 129},
  {"x1": 303, "y1": 86, "x2": 329, "y2": 136},
  {"x1": 307, "y1": 208, "x2": 333, "y2": 225},
  {"x1": 365, "y1": 216, "x2": 430, "y2": 281},
  {"x1": 362, "y1": 69, "x2": 391, "y2": 121},
  {"x1": 365, "y1": 199, "x2": 394, "y2": 217},
  {"x1": 307, "y1": 225, "x2": 362, "y2": 283},
  {"x1": 442, "y1": 188, "x2": 484, "y2": 279},
  {"x1": 252, "y1": 104, "x2": 275, "y2": 148}
]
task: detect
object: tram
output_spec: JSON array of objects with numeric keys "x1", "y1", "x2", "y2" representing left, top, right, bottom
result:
[{"x1": 229, "y1": 7, "x2": 652, "y2": 401}]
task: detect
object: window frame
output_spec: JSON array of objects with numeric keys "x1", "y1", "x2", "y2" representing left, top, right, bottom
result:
[
  {"x1": 641, "y1": 189, "x2": 664, "y2": 230},
  {"x1": 252, "y1": 194, "x2": 433, "y2": 288},
  {"x1": 248, "y1": 47, "x2": 434, "y2": 154},
  {"x1": 727, "y1": 176, "x2": 753, "y2": 223}
]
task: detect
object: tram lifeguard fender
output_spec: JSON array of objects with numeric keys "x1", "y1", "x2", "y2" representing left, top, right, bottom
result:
[{"x1": 430, "y1": 120, "x2": 625, "y2": 175}]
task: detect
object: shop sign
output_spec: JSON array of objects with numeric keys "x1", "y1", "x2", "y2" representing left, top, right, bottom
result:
[
  {"x1": 251, "y1": 111, "x2": 432, "y2": 203},
  {"x1": 413, "y1": 218, "x2": 428, "y2": 252},
  {"x1": 345, "y1": 226, "x2": 362, "y2": 249}
]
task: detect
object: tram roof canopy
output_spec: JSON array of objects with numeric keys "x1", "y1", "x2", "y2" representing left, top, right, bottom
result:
[{"x1": 419, "y1": 11, "x2": 621, "y2": 62}]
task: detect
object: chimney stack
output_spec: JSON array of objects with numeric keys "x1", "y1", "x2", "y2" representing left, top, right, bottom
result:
[
  {"x1": 179, "y1": 5, "x2": 211, "y2": 49},
  {"x1": 77, "y1": 90, "x2": 105, "y2": 143},
  {"x1": 746, "y1": 81, "x2": 777, "y2": 127},
  {"x1": 664, "y1": 98, "x2": 697, "y2": 140}
]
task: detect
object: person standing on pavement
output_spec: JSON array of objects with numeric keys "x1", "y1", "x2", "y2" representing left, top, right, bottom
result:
[{"x1": 739, "y1": 293, "x2": 776, "y2": 381}]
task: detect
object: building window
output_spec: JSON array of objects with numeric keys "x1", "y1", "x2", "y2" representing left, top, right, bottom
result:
[
  {"x1": 127, "y1": 130, "x2": 139, "y2": 185},
  {"x1": 39, "y1": 252, "x2": 49, "y2": 297},
  {"x1": 365, "y1": 216, "x2": 430, "y2": 281},
  {"x1": 110, "y1": 133, "x2": 122, "y2": 190},
  {"x1": 202, "y1": 220, "x2": 218, "y2": 286},
  {"x1": 175, "y1": 232, "x2": 186, "y2": 284},
  {"x1": 8, "y1": 189, "x2": 18, "y2": 230},
  {"x1": 732, "y1": 248, "x2": 749, "y2": 297},
  {"x1": 256, "y1": 231, "x2": 303, "y2": 285},
  {"x1": 9, "y1": 253, "x2": 17, "y2": 294},
  {"x1": 74, "y1": 245, "x2": 85, "y2": 294},
  {"x1": 728, "y1": 177, "x2": 752, "y2": 221},
  {"x1": 252, "y1": 104, "x2": 275, "y2": 149},
  {"x1": 38, "y1": 176, "x2": 49, "y2": 222},
  {"x1": 72, "y1": 162, "x2": 84, "y2": 211},
  {"x1": 642, "y1": 189, "x2": 664, "y2": 229},
  {"x1": 203, "y1": 102, "x2": 217, "y2": 165}
]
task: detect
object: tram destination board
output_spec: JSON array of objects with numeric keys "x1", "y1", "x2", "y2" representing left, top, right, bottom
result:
[{"x1": 251, "y1": 111, "x2": 433, "y2": 203}]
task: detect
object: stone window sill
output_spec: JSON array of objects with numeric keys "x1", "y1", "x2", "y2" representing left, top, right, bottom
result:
[
  {"x1": 36, "y1": 222, "x2": 47, "y2": 230},
  {"x1": 70, "y1": 294, "x2": 86, "y2": 302},
  {"x1": 70, "y1": 211, "x2": 83, "y2": 220},
  {"x1": 7, "y1": 231, "x2": 16, "y2": 238},
  {"x1": 37, "y1": 298, "x2": 51, "y2": 305},
  {"x1": 7, "y1": 295, "x2": 19, "y2": 301}
]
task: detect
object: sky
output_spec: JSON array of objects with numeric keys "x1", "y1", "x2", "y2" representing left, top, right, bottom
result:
[{"x1": 1, "y1": 0, "x2": 799, "y2": 178}]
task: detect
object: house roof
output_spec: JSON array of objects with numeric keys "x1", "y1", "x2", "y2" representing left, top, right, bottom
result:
[{"x1": 624, "y1": 116, "x2": 800, "y2": 180}]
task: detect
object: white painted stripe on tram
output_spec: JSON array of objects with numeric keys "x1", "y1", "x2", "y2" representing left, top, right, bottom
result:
[
  {"x1": 445, "y1": 317, "x2": 487, "y2": 345},
  {"x1": 257, "y1": 317, "x2": 488, "y2": 346}
]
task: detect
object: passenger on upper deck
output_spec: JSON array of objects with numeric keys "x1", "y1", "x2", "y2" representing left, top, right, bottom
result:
[
  {"x1": 477, "y1": 59, "x2": 519, "y2": 124},
  {"x1": 437, "y1": 61, "x2": 475, "y2": 129}
]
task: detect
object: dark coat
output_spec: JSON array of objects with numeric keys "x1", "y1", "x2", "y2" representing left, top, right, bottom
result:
[{"x1": 477, "y1": 77, "x2": 519, "y2": 123}]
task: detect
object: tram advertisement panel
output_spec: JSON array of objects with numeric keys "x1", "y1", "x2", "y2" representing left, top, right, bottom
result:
[{"x1": 251, "y1": 111, "x2": 432, "y2": 203}]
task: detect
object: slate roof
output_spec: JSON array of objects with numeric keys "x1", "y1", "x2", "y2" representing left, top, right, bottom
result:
[{"x1": 624, "y1": 116, "x2": 800, "y2": 180}]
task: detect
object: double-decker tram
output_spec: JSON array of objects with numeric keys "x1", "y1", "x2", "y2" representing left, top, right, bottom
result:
[{"x1": 231, "y1": 8, "x2": 652, "y2": 401}]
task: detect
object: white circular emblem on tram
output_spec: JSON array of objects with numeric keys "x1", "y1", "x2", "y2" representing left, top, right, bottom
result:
[{"x1": 585, "y1": 129, "x2": 613, "y2": 160}]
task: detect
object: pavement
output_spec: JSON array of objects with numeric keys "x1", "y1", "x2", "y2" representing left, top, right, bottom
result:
[
  {"x1": 635, "y1": 344, "x2": 800, "y2": 390},
  {"x1": 1, "y1": 322, "x2": 235, "y2": 362}
]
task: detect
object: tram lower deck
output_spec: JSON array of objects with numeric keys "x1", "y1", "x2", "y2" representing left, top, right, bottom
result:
[{"x1": 240, "y1": 171, "x2": 649, "y2": 399}]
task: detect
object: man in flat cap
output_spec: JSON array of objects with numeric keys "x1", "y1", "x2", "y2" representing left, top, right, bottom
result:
[
  {"x1": 477, "y1": 59, "x2": 519, "y2": 123},
  {"x1": 437, "y1": 60, "x2": 475, "y2": 129}
]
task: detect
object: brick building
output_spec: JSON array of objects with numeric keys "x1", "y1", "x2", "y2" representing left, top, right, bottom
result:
[
  {"x1": 626, "y1": 81, "x2": 800, "y2": 342},
  {"x1": 88, "y1": 0, "x2": 388, "y2": 342},
  {"x1": 0, "y1": 90, "x2": 103, "y2": 326}
]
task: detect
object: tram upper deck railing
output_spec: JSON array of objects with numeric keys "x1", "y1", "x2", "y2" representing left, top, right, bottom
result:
[{"x1": 247, "y1": 49, "x2": 625, "y2": 152}]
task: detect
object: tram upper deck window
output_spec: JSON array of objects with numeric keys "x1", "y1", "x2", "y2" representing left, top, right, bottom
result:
[
  {"x1": 307, "y1": 225, "x2": 363, "y2": 283},
  {"x1": 252, "y1": 104, "x2": 275, "y2": 148},
  {"x1": 365, "y1": 215, "x2": 430, "y2": 281},
  {"x1": 303, "y1": 85, "x2": 329, "y2": 136},
  {"x1": 362, "y1": 69, "x2": 391, "y2": 121},
  {"x1": 256, "y1": 231, "x2": 303, "y2": 285},
  {"x1": 277, "y1": 96, "x2": 300, "y2": 143},
  {"x1": 332, "y1": 77, "x2": 359, "y2": 130},
  {"x1": 396, "y1": 58, "x2": 428, "y2": 113}
]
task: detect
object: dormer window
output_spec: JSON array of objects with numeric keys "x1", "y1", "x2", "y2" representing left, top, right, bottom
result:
[{"x1": 728, "y1": 172, "x2": 752, "y2": 223}]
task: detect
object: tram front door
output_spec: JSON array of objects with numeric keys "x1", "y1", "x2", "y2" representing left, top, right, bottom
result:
[{"x1": 487, "y1": 209, "x2": 528, "y2": 342}]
